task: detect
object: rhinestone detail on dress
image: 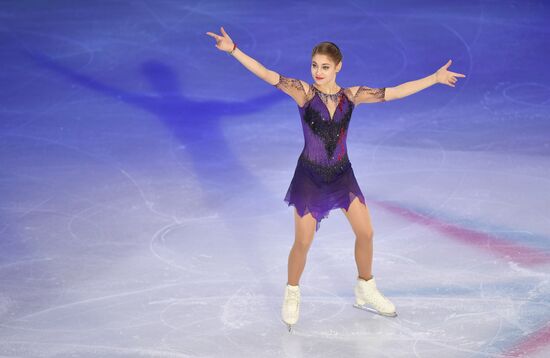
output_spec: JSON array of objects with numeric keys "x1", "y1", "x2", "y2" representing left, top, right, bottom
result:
[{"x1": 299, "y1": 152, "x2": 351, "y2": 183}]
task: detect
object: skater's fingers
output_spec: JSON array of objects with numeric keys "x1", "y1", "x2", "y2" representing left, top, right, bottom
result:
[
  {"x1": 220, "y1": 26, "x2": 232, "y2": 41},
  {"x1": 206, "y1": 32, "x2": 221, "y2": 40}
]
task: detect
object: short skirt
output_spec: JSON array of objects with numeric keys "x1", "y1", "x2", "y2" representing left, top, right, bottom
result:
[{"x1": 284, "y1": 153, "x2": 366, "y2": 231}]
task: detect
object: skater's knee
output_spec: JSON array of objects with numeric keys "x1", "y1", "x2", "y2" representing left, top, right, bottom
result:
[
  {"x1": 356, "y1": 229, "x2": 373, "y2": 243},
  {"x1": 293, "y1": 236, "x2": 313, "y2": 252}
]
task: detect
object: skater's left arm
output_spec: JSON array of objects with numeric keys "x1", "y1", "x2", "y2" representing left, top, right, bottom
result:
[{"x1": 384, "y1": 59, "x2": 466, "y2": 101}]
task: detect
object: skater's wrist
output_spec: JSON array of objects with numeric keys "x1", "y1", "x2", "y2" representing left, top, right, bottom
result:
[{"x1": 226, "y1": 42, "x2": 237, "y2": 55}]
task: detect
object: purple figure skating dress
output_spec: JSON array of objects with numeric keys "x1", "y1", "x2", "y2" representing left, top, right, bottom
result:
[{"x1": 273, "y1": 74, "x2": 386, "y2": 231}]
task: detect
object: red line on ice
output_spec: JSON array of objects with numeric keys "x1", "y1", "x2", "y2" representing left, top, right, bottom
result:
[
  {"x1": 502, "y1": 321, "x2": 550, "y2": 357},
  {"x1": 371, "y1": 200, "x2": 550, "y2": 266}
]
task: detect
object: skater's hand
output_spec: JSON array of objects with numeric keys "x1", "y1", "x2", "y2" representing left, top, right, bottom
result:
[
  {"x1": 206, "y1": 26, "x2": 235, "y2": 53},
  {"x1": 435, "y1": 60, "x2": 466, "y2": 87}
]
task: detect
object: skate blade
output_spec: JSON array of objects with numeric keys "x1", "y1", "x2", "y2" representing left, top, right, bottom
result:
[
  {"x1": 281, "y1": 318, "x2": 295, "y2": 332},
  {"x1": 353, "y1": 303, "x2": 397, "y2": 317}
]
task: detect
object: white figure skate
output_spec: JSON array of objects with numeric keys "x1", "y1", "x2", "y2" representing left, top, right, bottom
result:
[
  {"x1": 281, "y1": 284, "x2": 301, "y2": 332},
  {"x1": 353, "y1": 276, "x2": 397, "y2": 317}
]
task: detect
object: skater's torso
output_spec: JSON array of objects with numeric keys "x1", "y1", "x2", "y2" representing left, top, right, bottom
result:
[
  {"x1": 297, "y1": 84, "x2": 355, "y2": 183},
  {"x1": 273, "y1": 74, "x2": 386, "y2": 183}
]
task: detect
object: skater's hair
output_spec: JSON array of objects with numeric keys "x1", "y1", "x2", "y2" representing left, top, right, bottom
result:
[{"x1": 312, "y1": 41, "x2": 342, "y2": 66}]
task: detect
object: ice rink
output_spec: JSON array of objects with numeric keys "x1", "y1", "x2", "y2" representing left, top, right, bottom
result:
[{"x1": 1, "y1": 0, "x2": 549, "y2": 357}]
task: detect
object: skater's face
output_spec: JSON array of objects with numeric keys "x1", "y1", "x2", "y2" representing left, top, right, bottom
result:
[{"x1": 311, "y1": 54, "x2": 341, "y2": 84}]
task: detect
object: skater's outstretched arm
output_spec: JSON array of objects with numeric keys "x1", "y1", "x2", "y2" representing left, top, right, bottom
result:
[
  {"x1": 206, "y1": 26, "x2": 307, "y2": 106},
  {"x1": 349, "y1": 85, "x2": 387, "y2": 105},
  {"x1": 381, "y1": 59, "x2": 466, "y2": 102}
]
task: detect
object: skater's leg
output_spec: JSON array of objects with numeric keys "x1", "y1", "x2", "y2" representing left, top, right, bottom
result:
[
  {"x1": 341, "y1": 197, "x2": 374, "y2": 281},
  {"x1": 287, "y1": 208, "x2": 317, "y2": 286},
  {"x1": 343, "y1": 198, "x2": 397, "y2": 317}
]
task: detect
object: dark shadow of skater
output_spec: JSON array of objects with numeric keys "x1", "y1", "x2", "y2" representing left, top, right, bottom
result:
[
  {"x1": 25, "y1": 50, "x2": 296, "y2": 285},
  {"x1": 24, "y1": 50, "x2": 287, "y2": 211}
]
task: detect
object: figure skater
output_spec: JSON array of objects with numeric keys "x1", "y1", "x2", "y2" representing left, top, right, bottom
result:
[{"x1": 206, "y1": 26, "x2": 465, "y2": 332}]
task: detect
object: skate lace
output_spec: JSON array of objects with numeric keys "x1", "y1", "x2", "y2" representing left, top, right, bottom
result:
[
  {"x1": 372, "y1": 290, "x2": 388, "y2": 305},
  {"x1": 286, "y1": 289, "x2": 300, "y2": 306},
  {"x1": 360, "y1": 283, "x2": 389, "y2": 306}
]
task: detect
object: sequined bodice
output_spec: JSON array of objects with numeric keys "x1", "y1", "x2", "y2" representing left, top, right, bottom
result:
[
  {"x1": 300, "y1": 85, "x2": 352, "y2": 165},
  {"x1": 273, "y1": 74, "x2": 386, "y2": 182},
  {"x1": 311, "y1": 85, "x2": 344, "y2": 120}
]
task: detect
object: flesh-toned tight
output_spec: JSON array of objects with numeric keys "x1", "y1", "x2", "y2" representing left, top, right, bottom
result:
[{"x1": 287, "y1": 197, "x2": 373, "y2": 286}]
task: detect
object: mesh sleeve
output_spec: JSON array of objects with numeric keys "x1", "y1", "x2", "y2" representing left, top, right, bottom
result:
[
  {"x1": 273, "y1": 73, "x2": 307, "y2": 106},
  {"x1": 353, "y1": 86, "x2": 386, "y2": 104}
]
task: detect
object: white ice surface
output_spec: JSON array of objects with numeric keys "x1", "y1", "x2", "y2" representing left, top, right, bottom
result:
[{"x1": 1, "y1": 1, "x2": 549, "y2": 357}]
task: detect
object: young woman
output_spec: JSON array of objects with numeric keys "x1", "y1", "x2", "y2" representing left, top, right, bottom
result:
[{"x1": 206, "y1": 26, "x2": 465, "y2": 332}]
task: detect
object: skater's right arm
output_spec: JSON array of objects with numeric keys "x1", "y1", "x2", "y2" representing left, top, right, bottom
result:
[{"x1": 206, "y1": 27, "x2": 308, "y2": 106}]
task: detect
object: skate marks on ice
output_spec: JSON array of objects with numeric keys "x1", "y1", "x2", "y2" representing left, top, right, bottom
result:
[{"x1": 244, "y1": 291, "x2": 550, "y2": 357}]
